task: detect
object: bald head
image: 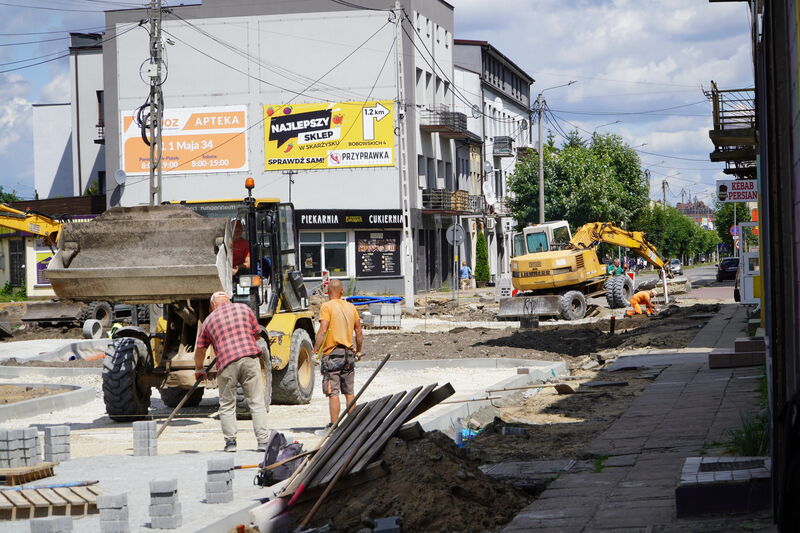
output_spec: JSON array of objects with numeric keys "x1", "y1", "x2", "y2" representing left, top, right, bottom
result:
[
  {"x1": 650, "y1": 290, "x2": 657, "y2": 298},
  {"x1": 210, "y1": 291, "x2": 230, "y2": 310},
  {"x1": 327, "y1": 278, "x2": 344, "y2": 299}
]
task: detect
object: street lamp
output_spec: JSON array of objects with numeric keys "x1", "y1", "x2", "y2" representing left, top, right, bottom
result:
[
  {"x1": 535, "y1": 80, "x2": 577, "y2": 223},
  {"x1": 593, "y1": 120, "x2": 621, "y2": 135}
]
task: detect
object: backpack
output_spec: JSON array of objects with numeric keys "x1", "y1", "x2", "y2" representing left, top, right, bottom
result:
[{"x1": 254, "y1": 431, "x2": 305, "y2": 487}]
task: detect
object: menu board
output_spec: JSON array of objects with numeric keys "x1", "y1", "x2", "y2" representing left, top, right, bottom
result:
[{"x1": 355, "y1": 231, "x2": 401, "y2": 277}]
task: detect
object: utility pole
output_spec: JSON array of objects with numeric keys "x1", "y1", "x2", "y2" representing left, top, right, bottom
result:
[
  {"x1": 393, "y1": 1, "x2": 414, "y2": 310},
  {"x1": 147, "y1": 0, "x2": 164, "y2": 206},
  {"x1": 283, "y1": 170, "x2": 297, "y2": 202},
  {"x1": 537, "y1": 93, "x2": 544, "y2": 223},
  {"x1": 662, "y1": 179, "x2": 667, "y2": 208}
]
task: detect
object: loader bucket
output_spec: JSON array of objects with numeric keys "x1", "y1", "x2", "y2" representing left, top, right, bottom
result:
[
  {"x1": 22, "y1": 300, "x2": 86, "y2": 324},
  {"x1": 46, "y1": 205, "x2": 232, "y2": 304},
  {"x1": 497, "y1": 295, "x2": 562, "y2": 319}
]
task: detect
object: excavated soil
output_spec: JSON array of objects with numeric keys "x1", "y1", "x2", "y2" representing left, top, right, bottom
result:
[
  {"x1": 293, "y1": 431, "x2": 530, "y2": 532},
  {"x1": 7, "y1": 325, "x2": 84, "y2": 341},
  {"x1": 0, "y1": 357, "x2": 104, "y2": 368},
  {"x1": 0, "y1": 384, "x2": 69, "y2": 404},
  {"x1": 361, "y1": 304, "x2": 719, "y2": 363}
]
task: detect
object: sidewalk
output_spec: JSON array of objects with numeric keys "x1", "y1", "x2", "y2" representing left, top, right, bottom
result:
[{"x1": 503, "y1": 304, "x2": 775, "y2": 532}]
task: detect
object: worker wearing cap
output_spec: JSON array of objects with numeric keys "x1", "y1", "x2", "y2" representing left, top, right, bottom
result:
[
  {"x1": 194, "y1": 291, "x2": 268, "y2": 453},
  {"x1": 312, "y1": 279, "x2": 363, "y2": 427},
  {"x1": 627, "y1": 289, "x2": 657, "y2": 316}
]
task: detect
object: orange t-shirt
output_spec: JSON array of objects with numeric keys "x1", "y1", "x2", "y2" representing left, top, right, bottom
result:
[{"x1": 319, "y1": 298, "x2": 360, "y2": 355}]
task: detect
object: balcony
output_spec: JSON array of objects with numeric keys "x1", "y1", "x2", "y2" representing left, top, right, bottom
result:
[
  {"x1": 704, "y1": 82, "x2": 756, "y2": 178},
  {"x1": 94, "y1": 123, "x2": 105, "y2": 145},
  {"x1": 493, "y1": 136, "x2": 514, "y2": 157},
  {"x1": 422, "y1": 189, "x2": 484, "y2": 213},
  {"x1": 491, "y1": 198, "x2": 512, "y2": 216},
  {"x1": 419, "y1": 105, "x2": 470, "y2": 139}
]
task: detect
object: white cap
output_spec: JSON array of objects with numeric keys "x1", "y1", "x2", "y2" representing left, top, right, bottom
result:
[{"x1": 210, "y1": 291, "x2": 229, "y2": 305}]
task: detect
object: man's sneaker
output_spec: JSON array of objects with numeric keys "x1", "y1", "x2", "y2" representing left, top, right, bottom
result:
[
  {"x1": 314, "y1": 423, "x2": 333, "y2": 437},
  {"x1": 256, "y1": 441, "x2": 267, "y2": 452},
  {"x1": 224, "y1": 438, "x2": 237, "y2": 453}
]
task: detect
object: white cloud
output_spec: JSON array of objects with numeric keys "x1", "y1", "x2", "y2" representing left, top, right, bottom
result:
[{"x1": 39, "y1": 71, "x2": 71, "y2": 103}]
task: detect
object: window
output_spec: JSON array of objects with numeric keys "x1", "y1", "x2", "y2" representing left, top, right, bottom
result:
[
  {"x1": 96, "y1": 90, "x2": 104, "y2": 126},
  {"x1": 300, "y1": 231, "x2": 347, "y2": 278},
  {"x1": 552, "y1": 226, "x2": 571, "y2": 248},
  {"x1": 526, "y1": 232, "x2": 548, "y2": 253}
]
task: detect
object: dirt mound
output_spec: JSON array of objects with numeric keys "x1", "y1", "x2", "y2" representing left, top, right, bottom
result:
[
  {"x1": 294, "y1": 431, "x2": 529, "y2": 532},
  {"x1": 0, "y1": 384, "x2": 69, "y2": 404},
  {"x1": 0, "y1": 357, "x2": 103, "y2": 368}
]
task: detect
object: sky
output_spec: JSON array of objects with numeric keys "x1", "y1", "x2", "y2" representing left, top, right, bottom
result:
[{"x1": 0, "y1": 0, "x2": 753, "y2": 205}]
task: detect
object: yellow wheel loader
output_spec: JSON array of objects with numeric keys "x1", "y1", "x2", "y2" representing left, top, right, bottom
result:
[
  {"x1": 46, "y1": 181, "x2": 315, "y2": 421},
  {"x1": 500, "y1": 221, "x2": 671, "y2": 322}
]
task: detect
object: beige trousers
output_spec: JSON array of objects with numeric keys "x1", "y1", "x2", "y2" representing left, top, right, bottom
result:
[{"x1": 217, "y1": 356, "x2": 269, "y2": 442}]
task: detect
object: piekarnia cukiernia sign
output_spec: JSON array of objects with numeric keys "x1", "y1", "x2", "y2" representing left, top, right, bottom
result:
[{"x1": 295, "y1": 210, "x2": 403, "y2": 229}]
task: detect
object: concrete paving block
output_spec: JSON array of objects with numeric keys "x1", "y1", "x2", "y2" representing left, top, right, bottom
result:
[
  {"x1": 149, "y1": 479, "x2": 177, "y2": 494},
  {"x1": 7, "y1": 429, "x2": 23, "y2": 440},
  {"x1": 0, "y1": 428, "x2": 7, "y2": 440},
  {"x1": 44, "y1": 444, "x2": 70, "y2": 454},
  {"x1": 205, "y1": 491, "x2": 234, "y2": 504},
  {"x1": 99, "y1": 507, "x2": 129, "y2": 521},
  {"x1": 23, "y1": 427, "x2": 37, "y2": 439},
  {"x1": 96, "y1": 493, "x2": 128, "y2": 509},
  {"x1": 204, "y1": 480, "x2": 232, "y2": 493},
  {"x1": 149, "y1": 502, "x2": 181, "y2": 517},
  {"x1": 43, "y1": 426, "x2": 69, "y2": 438},
  {"x1": 30, "y1": 516, "x2": 73, "y2": 532},
  {"x1": 151, "y1": 515, "x2": 182, "y2": 529},
  {"x1": 98, "y1": 519, "x2": 130, "y2": 533},
  {"x1": 206, "y1": 471, "x2": 233, "y2": 482},
  {"x1": 206, "y1": 457, "x2": 234, "y2": 472},
  {"x1": 46, "y1": 435, "x2": 70, "y2": 445},
  {"x1": 149, "y1": 494, "x2": 179, "y2": 505}
]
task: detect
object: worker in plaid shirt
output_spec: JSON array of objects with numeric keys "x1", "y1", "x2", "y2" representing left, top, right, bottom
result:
[{"x1": 195, "y1": 291, "x2": 269, "y2": 453}]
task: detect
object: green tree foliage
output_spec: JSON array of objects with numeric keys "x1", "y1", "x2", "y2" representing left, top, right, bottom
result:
[
  {"x1": 507, "y1": 131, "x2": 649, "y2": 228},
  {"x1": 475, "y1": 231, "x2": 490, "y2": 283},
  {"x1": 0, "y1": 186, "x2": 20, "y2": 204},
  {"x1": 714, "y1": 202, "x2": 751, "y2": 252},
  {"x1": 633, "y1": 205, "x2": 720, "y2": 261}
]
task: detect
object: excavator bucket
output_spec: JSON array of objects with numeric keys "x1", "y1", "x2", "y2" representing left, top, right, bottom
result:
[
  {"x1": 22, "y1": 300, "x2": 86, "y2": 324},
  {"x1": 497, "y1": 295, "x2": 562, "y2": 319},
  {"x1": 46, "y1": 205, "x2": 232, "y2": 304}
]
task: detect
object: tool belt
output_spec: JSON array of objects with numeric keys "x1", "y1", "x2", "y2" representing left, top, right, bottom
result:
[{"x1": 321, "y1": 346, "x2": 355, "y2": 374}]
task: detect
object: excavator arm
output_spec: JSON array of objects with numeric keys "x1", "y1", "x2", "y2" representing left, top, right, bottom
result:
[
  {"x1": 569, "y1": 222, "x2": 669, "y2": 273},
  {"x1": 0, "y1": 204, "x2": 61, "y2": 245}
]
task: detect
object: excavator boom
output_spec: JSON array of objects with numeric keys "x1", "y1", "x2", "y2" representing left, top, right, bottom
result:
[
  {"x1": 0, "y1": 204, "x2": 62, "y2": 245},
  {"x1": 569, "y1": 222, "x2": 667, "y2": 271}
]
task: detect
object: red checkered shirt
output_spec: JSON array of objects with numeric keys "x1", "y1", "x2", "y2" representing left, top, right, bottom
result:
[{"x1": 197, "y1": 302, "x2": 261, "y2": 372}]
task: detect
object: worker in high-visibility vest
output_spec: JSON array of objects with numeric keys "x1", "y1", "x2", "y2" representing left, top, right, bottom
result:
[{"x1": 626, "y1": 289, "x2": 657, "y2": 316}]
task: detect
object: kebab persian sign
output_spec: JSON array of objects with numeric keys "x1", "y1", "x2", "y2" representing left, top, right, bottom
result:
[
  {"x1": 264, "y1": 100, "x2": 395, "y2": 170},
  {"x1": 716, "y1": 179, "x2": 759, "y2": 203},
  {"x1": 121, "y1": 105, "x2": 248, "y2": 175}
]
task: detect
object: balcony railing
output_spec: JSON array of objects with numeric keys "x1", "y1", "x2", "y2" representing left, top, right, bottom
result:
[
  {"x1": 419, "y1": 105, "x2": 470, "y2": 138},
  {"x1": 94, "y1": 124, "x2": 105, "y2": 145},
  {"x1": 422, "y1": 189, "x2": 484, "y2": 213},
  {"x1": 704, "y1": 82, "x2": 756, "y2": 178},
  {"x1": 491, "y1": 198, "x2": 512, "y2": 215},
  {"x1": 493, "y1": 136, "x2": 514, "y2": 157}
]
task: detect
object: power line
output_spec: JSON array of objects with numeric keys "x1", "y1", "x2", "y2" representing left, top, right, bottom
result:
[
  {"x1": 0, "y1": 1, "x2": 107, "y2": 12},
  {"x1": 0, "y1": 36, "x2": 70, "y2": 47},
  {"x1": 634, "y1": 149, "x2": 710, "y2": 162},
  {"x1": 327, "y1": 0, "x2": 392, "y2": 11},
  {"x1": 550, "y1": 100, "x2": 709, "y2": 116}
]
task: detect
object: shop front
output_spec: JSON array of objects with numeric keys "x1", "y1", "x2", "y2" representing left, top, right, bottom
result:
[{"x1": 295, "y1": 209, "x2": 405, "y2": 295}]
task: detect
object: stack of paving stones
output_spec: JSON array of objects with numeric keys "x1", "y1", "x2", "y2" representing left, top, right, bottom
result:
[
  {"x1": 29, "y1": 516, "x2": 73, "y2": 533},
  {"x1": 363, "y1": 302, "x2": 401, "y2": 328},
  {"x1": 149, "y1": 479, "x2": 182, "y2": 529},
  {"x1": 205, "y1": 457, "x2": 234, "y2": 504},
  {"x1": 0, "y1": 427, "x2": 42, "y2": 468},
  {"x1": 132, "y1": 420, "x2": 158, "y2": 456},
  {"x1": 43, "y1": 426, "x2": 70, "y2": 463},
  {"x1": 96, "y1": 493, "x2": 130, "y2": 533}
]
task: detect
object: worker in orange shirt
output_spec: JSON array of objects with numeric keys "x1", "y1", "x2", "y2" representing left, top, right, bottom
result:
[{"x1": 626, "y1": 289, "x2": 657, "y2": 316}]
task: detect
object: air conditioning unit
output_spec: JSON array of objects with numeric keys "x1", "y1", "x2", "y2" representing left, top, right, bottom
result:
[
  {"x1": 486, "y1": 218, "x2": 496, "y2": 231},
  {"x1": 503, "y1": 220, "x2": 515, "y2": 233}
]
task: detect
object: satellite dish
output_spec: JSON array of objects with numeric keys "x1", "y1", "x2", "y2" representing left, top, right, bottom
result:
[
  {"x1": 471, "y1": 104, "x2": 481, "y2": 119},
  {"x1": 483, "y1": 160, "x2": 494, "y2": 175},
  {"x1": 483, "y1": 180, "x2": 497, "y2": 206},
  {"x1": 114, "y1": 169, "x2": 127, "y2": 186}
]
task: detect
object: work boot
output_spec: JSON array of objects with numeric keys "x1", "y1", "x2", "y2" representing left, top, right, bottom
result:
[{"x1": 224, "y1": 438, "x2": 237, "y2": 453}]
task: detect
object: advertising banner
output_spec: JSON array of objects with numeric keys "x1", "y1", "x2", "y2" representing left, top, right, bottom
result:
[
  {"x1": 716, "y1": 179, "x2": 758, "y2": 202},
  {"x1": 264, "y1": 100, "x2": 394, "y2": 170},
  {"x1": 355, "y1": 230, "x2": 401, "y2": 277},
  {"x1": 121, "y1": 105, "x2": 248, "y2": 175}
]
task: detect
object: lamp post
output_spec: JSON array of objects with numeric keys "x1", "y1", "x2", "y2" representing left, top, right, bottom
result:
[
  {"x1": 535, "y1": 80, "x2": 577, "y2": 223},
  {"x1": 592, "y1": 120, "x2": 621, "y2": 136}
]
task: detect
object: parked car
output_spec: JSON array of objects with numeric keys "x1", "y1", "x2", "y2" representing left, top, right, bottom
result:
[
  {"x1": 716, "y1": 257, "x2": 740, "y2": 282},
  {"x1": 667, "y1": 258, "x2": 683, "y2": 276}
]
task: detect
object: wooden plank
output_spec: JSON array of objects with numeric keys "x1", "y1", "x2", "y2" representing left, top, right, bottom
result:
[
  {"x1": 312, "y1": 393, "x2": 404, "y2": 487},
  {"x1": 36, "y1": 489, "x2": 68, "y2": 517},
  {"x1": 0, "y1": 491, "x2": 15, "y2": 520},
  {"x1": 294, "y1": 461, "x2": 390, "y2": 505},
  {"x1": 279, "y1": 403, "x2": 372, "y2": 497},
  {"x1": 70, "y1": 486, "x2": 99, "y2": 514},
  {"x1": 3, "y1": 490, "x2": 32, "y2": 520},
  {"x1": 20, "y1": 490, "x2": 50, "y2": 518},
  {"x1": 404, "y1": 383, "x2": 455, "y2": 420},
  {"x1": 53, "y1": 487, "x2": 85, "y2": 516},
  {"x1": 350, "y1": 383, "x2": 439, "y2": 474},
  {"x1": 396, "y1": 421, "x2": 425, "y2": 441}
]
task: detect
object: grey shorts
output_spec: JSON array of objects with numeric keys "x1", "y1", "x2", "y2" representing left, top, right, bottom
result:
[{"x1": 322, "y1": 369, "x2": 354, "y2": 397}]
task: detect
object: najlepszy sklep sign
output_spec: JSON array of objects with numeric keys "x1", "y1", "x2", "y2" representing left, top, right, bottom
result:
[
  {"x1": 716, "y1": 179, "x2": 759, "y2": 202},
  {"x1": 264, "y1": 101, "x2": 394, "y2": 170}
]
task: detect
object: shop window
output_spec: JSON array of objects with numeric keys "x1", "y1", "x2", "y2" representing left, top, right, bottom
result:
[{"x1": 300, "y1": 231, "x2": 347, "y2": 278}]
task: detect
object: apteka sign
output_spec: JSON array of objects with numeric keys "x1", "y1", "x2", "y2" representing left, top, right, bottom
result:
[{"x1": 716, "y1": 179, "x2": 758, "y2": 203}]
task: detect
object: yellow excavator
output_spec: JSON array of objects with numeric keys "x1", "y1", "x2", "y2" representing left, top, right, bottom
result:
[
  {"x1": 46, "y1": 180, "x2": 316, "y2": 421},
  {"x1": 500, "y1": 221, "x2": 671, "y2": 322}
]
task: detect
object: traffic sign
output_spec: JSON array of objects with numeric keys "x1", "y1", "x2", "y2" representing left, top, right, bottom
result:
[
  {"x1": 446, "y1": 223, "x2": 466, "y2": 246},
  {"x1": 730, "y1": 225, "x2": 740, "y2": 236}
]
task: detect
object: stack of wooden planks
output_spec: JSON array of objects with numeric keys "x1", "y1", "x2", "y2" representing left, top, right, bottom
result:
[
  {"x1": 0, "y1": 485, "x2": 101, "y2": 520},
  {"x1": 281, "y1": 382, "x2": 454, "y2": 502}
]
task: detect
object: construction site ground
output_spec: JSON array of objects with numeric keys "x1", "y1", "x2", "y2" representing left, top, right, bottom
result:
[{"x1": 0, "y1": 274, "x2": 776, "y2": 531}]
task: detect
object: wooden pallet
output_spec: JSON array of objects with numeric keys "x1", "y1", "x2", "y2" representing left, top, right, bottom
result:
[
  {"x1": 362, "y1": 325, "x2": 400, "y2": 330},
  {"x1": 0, "y1": 485, "x2": 101, "y2": 520},
  {"x1": 0, "y1": 463, "x2": 57, "y2": 486}
]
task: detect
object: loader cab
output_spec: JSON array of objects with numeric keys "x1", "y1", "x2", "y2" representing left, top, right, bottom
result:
[{"x1": 512, "y1": 221, "x2": 573, "y2": 256}]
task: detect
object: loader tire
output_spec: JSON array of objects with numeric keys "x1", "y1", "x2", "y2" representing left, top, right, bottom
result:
[
  {"x1": 559, "y1": 290, "x2": 587, "y2": 321},
  {"x1": 102, "y1": 337, "x2": 152, "y2": 422},
  {"x1": 236, "y1": 338, "x2": 272, "y2": 419},
  {"x1": 606, "y1": 275, "x2": 633, "y2": 309},
  {"x1": 272, "y1": 329, "x2": 314, "y2": 405},
  {"x1": 83, "y1": 301, "x2": 113, "y2": 327},
  {"x1": 159, "y1": 387, "x2": 204, "y2": 408}
]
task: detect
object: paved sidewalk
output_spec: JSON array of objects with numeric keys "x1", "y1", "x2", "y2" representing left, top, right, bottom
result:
[{"x1": 503, "y1": 304, "x2": 775, "y2": 532}]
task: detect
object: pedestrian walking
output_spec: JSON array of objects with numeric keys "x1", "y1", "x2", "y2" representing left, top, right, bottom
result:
[
  {"x1": 194, "y1": 292, "x2": 269, "y2": 453},
  {"x1": 312, "y1": 279, "x2": 363, "y2": 427},
  {"x1": 459, "y1": 261, "x2": 473, "y2": 291}
]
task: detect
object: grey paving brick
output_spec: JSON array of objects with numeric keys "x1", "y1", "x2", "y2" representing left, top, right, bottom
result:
[
  {"x1": 149, "y1": 502, "x2": 181, "y2": 516},
  {"x1": 204, "y1": 480, "x2": 231, "y2": 493},
  {"x1": 30, "y1": 516, "x2": 73, "y2": 532},
  {"x1": 98, "y1": 519, "x2": 130, "y2": 533},
  {"x1": 206, "y1": 471, "x2": 233, "y2": 482},
  {"x1": 23, "y1": 427, "x2": 37, "y2": 439},
  {"x1": 206, "y1": 457, "x2": 234, "y2": 472},
  {"x1": 205, "y1": 491, "x2": 233, "y2": 504},
  {"x1": 149, "y1": 494, "x2": 179, "y2": 505},
  {"x1": 96, "y1": 493, "x2": 128, "y2": 509},
  {"x1": 99, "y1": 507, "x2": 129, "y2": 521},
  {"x1": 43, "y1": 426, "x2": 69, "y2": 438},
  {"x1": 151, "y1": 515, "x2": 182, "y2": 529},
  {"x1": 44, "y1": 444, "x2": 70, "y2": 454}
]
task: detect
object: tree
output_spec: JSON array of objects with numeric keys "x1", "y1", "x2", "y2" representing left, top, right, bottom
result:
[
  {"x1": 714, "y1": 202, "x2": 750, "y2": 253},
  {"x1": 0, "y1": 186, "x2": 20, "y2": 204},
  {"x1": 474, "y1": 231, "x2": 490, "y2": 284}
]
